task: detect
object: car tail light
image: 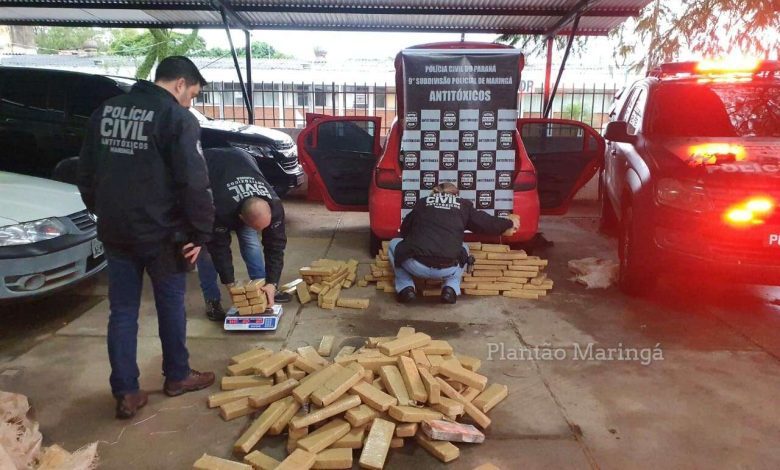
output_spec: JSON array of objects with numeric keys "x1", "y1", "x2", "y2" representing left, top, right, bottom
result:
[
  {"x1": 724, "y1": 196, "x2": 775, "y2": 227},
  {"x1": 375, "y1": 168, "x2": 401, "y2": 190},
  {"x1": 512, "y1": 170, "x2": 537, "y2": 191}
]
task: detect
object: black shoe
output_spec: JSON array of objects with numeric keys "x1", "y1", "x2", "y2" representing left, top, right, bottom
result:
[
  {"x1": 396, "y1": 286, "x2": 416, "y2": 304},
  {"x1": 441, "y1": 286, "x2": 457, "y2": 304},
  {"x1": 205, "y1": 299, "x2": 226, "y2": 322},
  {"x1": 275, "y1": 291, "x2": 292, "y2": 303}
]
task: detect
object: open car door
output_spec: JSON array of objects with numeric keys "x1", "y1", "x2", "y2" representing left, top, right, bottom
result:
[
  {"x1": 517, "y1": 118, "x2": 605, "y2": 215},
  {"x1": 298, "y1": 114, "x2": 383, "y2": 211}
]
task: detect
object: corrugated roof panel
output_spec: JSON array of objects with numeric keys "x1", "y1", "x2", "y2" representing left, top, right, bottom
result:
[
  {"x1": 146, "y1": 9, "x2": 223, "y2": 25},
  {"x1": 238, "y1": 11, "x2": 620, "y2": 34},
  {"x1": 0, "y1": 0, "x2": 652, "y2": 32}
]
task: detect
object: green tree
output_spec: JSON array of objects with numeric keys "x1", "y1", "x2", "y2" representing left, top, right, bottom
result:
[
  {"x1": 613, "y1": 0, "x2": 780, "y2": 73},
  {"x1": 33, "y1": 27, "x2": 106, "y2": 54},
  {"x1": 497, "y1": 1, "x2": 779, "y2": 71},
  {"x1": 108, "y1": 29, "x2": 203, "y2": 79}
]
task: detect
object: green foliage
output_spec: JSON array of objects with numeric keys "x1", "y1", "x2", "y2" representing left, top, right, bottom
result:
[
  {"x1": 116, "y1": 29, "x2": 203, "y2": 80},
  {"x1": 191, "y1": 41, "x2": 291, "y2": 59},
  {"x1": 33, "y1": 27, "x2": 106, "y2": 54}
]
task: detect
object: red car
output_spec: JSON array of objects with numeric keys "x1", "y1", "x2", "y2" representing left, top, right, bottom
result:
[{"x1": 298, "y1": 42, "x2": 604, "y2": 254}]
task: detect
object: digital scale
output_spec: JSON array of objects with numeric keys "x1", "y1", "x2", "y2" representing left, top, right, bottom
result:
[{"x1": 223, "y1": 304, "x2": 283, "y2": 331}]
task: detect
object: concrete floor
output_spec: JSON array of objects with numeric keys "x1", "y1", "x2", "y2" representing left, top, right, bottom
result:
[{"x1": 2, "y1": 198, "x2": 780, "y2": 470}]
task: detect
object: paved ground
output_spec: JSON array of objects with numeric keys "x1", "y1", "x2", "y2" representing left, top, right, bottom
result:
[{"x1": 2, "y1": 198, "x2": 780, "y2": 470}]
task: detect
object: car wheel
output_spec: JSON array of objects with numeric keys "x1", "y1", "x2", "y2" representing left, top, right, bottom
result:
[
  {"x1": 599, "y1": 173, "x2": 618, "y2": 236},
  {"x1": 618, "y1": 202, "x2": 656, "y2": 296},
  {"x1": 369, "y1": 232, "x2": 382, "y2": 257}
]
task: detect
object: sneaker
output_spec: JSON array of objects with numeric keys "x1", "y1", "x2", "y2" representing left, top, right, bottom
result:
[
  {"x1": 205, "y1": 299, "x2": 226, "y2": 322},
  {"x1": 274, "y1": 291, "x2": 292, "y2": 303},
  {"x1": 396, "y1": 286, "x2": 416, "y2": 304},
  {"x1": 115, "y1": 390, "x2": 148, "y2": 419},
  {"x1": 441, "y1": 286, "x2": 457, "y2": 304},
  {"x1": 163, "y1": 369, "x2": 215, "y2": 397}
]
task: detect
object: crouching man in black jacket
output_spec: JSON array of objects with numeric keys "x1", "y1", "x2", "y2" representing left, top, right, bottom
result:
[
  {"x1": 196, "y1": 147, "x2": 288, "y2": 320},
  {"x1": 389, "y1": 183, "x2": 519, "y2": 304}
]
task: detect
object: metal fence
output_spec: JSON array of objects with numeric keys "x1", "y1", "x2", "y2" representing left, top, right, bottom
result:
[{"x1": 194, "y1": 81, "x2": 619, "y2": 135}]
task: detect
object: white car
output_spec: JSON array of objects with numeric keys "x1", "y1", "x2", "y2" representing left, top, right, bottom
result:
[{"x1": 0, "y1": 172, "x2": 105, "y2": 300}]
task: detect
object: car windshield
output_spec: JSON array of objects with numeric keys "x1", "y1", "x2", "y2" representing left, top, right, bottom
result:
[{"x1": 648, "y1": 81, "x2": 780, "y2": 138}]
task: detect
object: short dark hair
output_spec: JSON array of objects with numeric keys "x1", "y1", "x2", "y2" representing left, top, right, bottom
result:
[{"x1": 154, "y1": 56, "x2": 207, "y2": 87}]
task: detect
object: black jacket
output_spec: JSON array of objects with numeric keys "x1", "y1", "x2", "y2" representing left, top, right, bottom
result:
[
  {"x1": 203, "y1": 147, "x2": 287, "y2": 285},
  {"x1": 395, "y1": 193, "x2": 513, "y2": 268},
  {"x1": 77, "y1": 80, "x2": 214, "y2": 251}
]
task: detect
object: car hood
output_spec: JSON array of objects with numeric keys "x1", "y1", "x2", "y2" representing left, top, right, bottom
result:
[
  {"x1": 651, "y1": 138, "x2": 780, "y2": 181},
  {"x1": 0, "y1": 172, "x2": 86, "y2": 224},
  {"x1": 199, "y1": 119, "x2": 294, "y2": 147}
]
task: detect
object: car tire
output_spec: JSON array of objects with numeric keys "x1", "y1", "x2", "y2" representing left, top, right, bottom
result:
[
  {"x1": 599, "y1": 172, "x2": 618, "y2": 236},
  {"x1": 369, "y1": 232, "x2": 382, "y2": 257},
  {"x1": 618, "y1": 202, "x2": 656, "y2": 296}
]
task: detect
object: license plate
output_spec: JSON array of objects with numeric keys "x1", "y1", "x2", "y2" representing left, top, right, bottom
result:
[
  {"x1": 765, "y1": 233, "x2": 780, "y2": 247},
  {"x1": 296, "y1": 173, "x2": 305, "y2": 186},
  {"x1": 91, "y1": 239, "x2": 104, "y2": 258}
]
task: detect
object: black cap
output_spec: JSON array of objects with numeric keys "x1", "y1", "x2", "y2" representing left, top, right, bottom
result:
[{"x1": 154, "y1": 56, "x2": 207, "y2": 87}]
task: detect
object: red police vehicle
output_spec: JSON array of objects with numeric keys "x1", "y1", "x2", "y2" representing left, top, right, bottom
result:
[{"x1": 298, "y1": 41, "x2": 604, "y2": 254}]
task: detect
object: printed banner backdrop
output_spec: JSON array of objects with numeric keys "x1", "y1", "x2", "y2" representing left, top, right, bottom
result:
[{"x1": 400, "y1": 48, "x2": 523, "y2": 219}]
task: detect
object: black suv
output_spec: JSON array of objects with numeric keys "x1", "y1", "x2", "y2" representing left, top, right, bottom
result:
[
  {"x1": 0, "y1": 67, "x2": 304, "y2": 196},
  {"x1": 601, "y1": 60, "x2": 780, "y2": 294}
]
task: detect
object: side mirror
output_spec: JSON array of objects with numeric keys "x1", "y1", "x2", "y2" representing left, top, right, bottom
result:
[{"x1": 604, "y1": 121, "x2": 637, "y2": 144}]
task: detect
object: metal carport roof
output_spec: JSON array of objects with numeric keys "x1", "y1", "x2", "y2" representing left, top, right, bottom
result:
[{"x1": 0, "y1": 1, "x2": 649, "y2": 36}]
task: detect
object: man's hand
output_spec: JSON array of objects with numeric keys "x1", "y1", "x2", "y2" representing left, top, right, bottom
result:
[
  {"x1": 182, "y1": 243, "x2": 201, "y2": 263},
  {"x1": 261, "y1": 283, "x2": 276, "y2": 307},
  {"x1": 511, "y1": 215, "x2": 520, "y2": 231},
  {"x1": 502, "y1": 214, "x2": 520, "y2": 236}
]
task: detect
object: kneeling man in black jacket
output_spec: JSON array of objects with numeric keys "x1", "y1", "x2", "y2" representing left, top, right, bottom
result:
[{"x1": 388, "y1": 183, "x2": 519, "y2": 304}]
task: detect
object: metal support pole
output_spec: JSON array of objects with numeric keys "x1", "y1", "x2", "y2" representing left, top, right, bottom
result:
[
  {"x1": 245, "y1": 29, "x2": 254, "y2": 124},
  {"x1": 220, "y1": 7, "x2": 252, "y2": 123},
  {"x1": 544, "y1": 14, "x2": 581, "y2": 118},
  {"x1": 543, "y1": 37, "x2": 553, "y2": 116}
]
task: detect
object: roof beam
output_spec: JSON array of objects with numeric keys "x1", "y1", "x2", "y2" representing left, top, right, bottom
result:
[{"x1": 210, "y1": 0, "x2": 250, "y2": 30}]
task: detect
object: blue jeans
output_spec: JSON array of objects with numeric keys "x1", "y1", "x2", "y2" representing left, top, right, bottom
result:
[
  {"x1": 387, "y1": 238, "x2": 468, "y2": 295},
  {"x1": 197, "y1": 225, "x2": 265, "y2": 302},
  {"x1": 106, "y1": 250, "x2": 190, "y2": 397}
]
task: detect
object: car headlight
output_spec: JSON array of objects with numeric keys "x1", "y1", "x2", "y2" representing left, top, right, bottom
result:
[
  {"x1": 0, "y1": 218, "x2": 67, "y2": 246},
  {"x1": 655, "y1": 178, "x2": 712, "y2": 212},
  {"x1": 229, "y1": 142, "x2": 275, "y2": 159}
]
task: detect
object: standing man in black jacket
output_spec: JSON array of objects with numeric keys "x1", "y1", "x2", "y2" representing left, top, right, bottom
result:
[
  {"x1": 78, "y1": 57, "x2": 216, "y2": 420},
  {"x1": 196, "y1": 147, "x2": 288, "y2": 319},
  {"x1": 389, "y1": 183, "x2": 518, "y2": 304}
]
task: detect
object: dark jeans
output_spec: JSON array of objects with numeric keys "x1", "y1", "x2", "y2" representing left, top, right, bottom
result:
[{"x1": 106, "y1": 249, "x2": 190, "y2": 396}]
